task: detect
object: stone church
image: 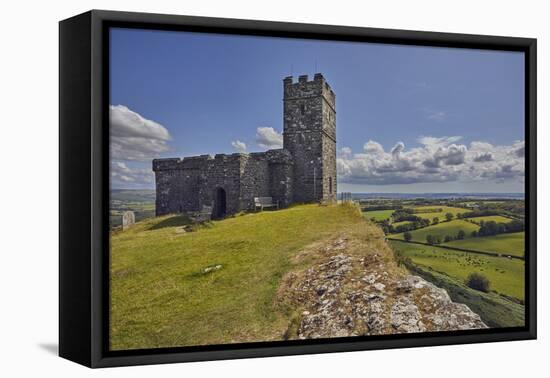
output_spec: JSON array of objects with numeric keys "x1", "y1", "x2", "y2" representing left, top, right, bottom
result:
[{"x1": 153, "y1": 73, "x2": 337, "y2": 218}]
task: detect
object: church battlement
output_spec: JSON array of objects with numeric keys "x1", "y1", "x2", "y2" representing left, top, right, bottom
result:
[{"x1": 283, "y1": 73, "x2": 335, "y2": 108}]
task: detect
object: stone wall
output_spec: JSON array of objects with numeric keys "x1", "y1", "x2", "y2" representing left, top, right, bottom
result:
[
  {"x1": 239, "y1": 153, "x2": 270, "y2": 210},
  {"x1": 266, "y1": 149, "x2": 294, "y2": 208},
  {"x1": 153, "y1": 150, "x2": 293, "y2": 216}
]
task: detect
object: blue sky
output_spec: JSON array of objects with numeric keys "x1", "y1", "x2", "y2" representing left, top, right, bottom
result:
[{"x1": 109, "y1": 27, "x2": 525, "y2": 193}]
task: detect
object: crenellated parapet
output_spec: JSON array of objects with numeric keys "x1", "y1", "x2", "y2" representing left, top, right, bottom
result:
[{"x1": 283, "y1": 73, "x2": 335, "y2": 110}]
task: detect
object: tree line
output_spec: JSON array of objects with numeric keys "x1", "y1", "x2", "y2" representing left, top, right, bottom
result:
[{"x1": 473, "y1": 219, "x2": 524, "y2": 237}]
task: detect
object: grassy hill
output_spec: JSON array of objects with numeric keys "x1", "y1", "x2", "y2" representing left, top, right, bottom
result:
[
  {"x1": 392, "y1": 219, "x2": 480, "y2": 243},
  {"x1": 110, "y1": 203, "x2": 374, "y2": 350}
]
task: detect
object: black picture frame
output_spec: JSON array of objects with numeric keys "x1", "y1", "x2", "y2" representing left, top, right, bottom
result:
[{"x1": 59, "y1": 9, "x2": 537, "y2": 368}]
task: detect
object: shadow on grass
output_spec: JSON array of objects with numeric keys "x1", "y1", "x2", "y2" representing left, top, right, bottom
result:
[{"x1": 148, "y1": 214, "x2": 193, "y2": 231}]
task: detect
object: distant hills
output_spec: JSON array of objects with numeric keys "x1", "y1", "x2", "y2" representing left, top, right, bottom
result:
[
  {"x1": 110, "y1": 189, "x2": 524, "y2": 202},
  {"x1": 111, "y1": 189, "x2": 155, "y2": 203},
  {"x1": 347, "y1": 192, "x2": 524, "y2": 200}
]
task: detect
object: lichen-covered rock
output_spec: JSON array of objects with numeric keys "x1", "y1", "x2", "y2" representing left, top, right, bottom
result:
[{"x1": 280, "y1": 234, "x2": 487, "y2": 340}]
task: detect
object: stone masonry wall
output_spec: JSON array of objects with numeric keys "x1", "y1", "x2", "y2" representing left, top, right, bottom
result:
[
  {"x1": 322, "y1": 92, "x2": 337, "y2": 202},
  {"x1": 239, "y1": 153, "x2": 270, "y2": 210},
  {"x1": 153, "y1": 150, "x2": 294, "y2": 216},
  {"x1": 266, "y1": 149, "x2": 294, "y2": 208}
]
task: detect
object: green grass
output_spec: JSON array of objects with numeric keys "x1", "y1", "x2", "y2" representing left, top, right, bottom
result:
[
  {"x1": 405, "y1": 205, "x2": 471, "y2": 222},
  {"x1": 467, "y1": 215, "x2": 513, "y2": 224},
  {"x1": 390, "y1": 240, "x2": 524, "y2": 301},
  {"x1": 444, "y1": 232, "x2": 525, "y2": 257},
  {"x1": 110, "y1": 203, "x2": 368, "y2": 350},
  {"x1": 392, "y1": 220, "x2": 411, "y2": 227},
  {"x1": 392, "y1": 219, "x2": 479, "y2": 243},
  {"x1": 362, "y1": 209, "x2": 394, "y2": 221}
]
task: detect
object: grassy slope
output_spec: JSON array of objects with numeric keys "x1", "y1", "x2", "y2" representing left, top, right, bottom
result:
[
  {"x1": 110, "y1": 204, "x2": 369, "y2": 350},
  {"x1": 390, "y1": 240, "x2": 524, "y2": 301},
  {"x1": 401, "y1": 261, "x2": 524, "y2": 327},
  {"x1": 363, "y1": 209, "x2": 393, "y2": 221},
  {"x1": 444, "y1": 232, "x2": 525, "y2": 257},
  {"x1": 392, "y1": 219, "x2": 480, "y2": 242}
]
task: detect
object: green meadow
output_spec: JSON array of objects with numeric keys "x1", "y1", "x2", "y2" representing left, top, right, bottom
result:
[
  {"x1": 467, "y1": 215, "x2": 513, "y2": 224},
  {"x1": 390, "y1": 240, "x2": 525, "y2": 301},
  {"x1": 392, "y1": 220, "x2": 412, "y2": 227},
  {"x1": 406, "y1": 205, "x2": 471, "y2": 222},
  {"x1": 363, "y1": 209, "x2": 394, "y2": 221},
  {"x1": 392, "y1": 219, "x2": 480, "y2": 243},
  {"x1": 444, "y1": 232, "x2": 525, "y2": 257}
]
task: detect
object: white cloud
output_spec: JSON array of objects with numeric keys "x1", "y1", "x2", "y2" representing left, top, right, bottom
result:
[
  {"x1": 110, "y1": 105, "x2": 171, "y2": 161},
  {"x1": 433, "y1": 144, "x2": 467, "y2": 166},
  {"x1": 340, "y1": 147, "x2": 352, "y2": 158},
  {"x1": 231, "y1": 140, "x2": 247, "y2": 153},
  {"x1": 427, "y1": 110, "x2": 446, "y2": 121},
  {"x1": 513, "y1": 140, "x2": 525, "y2": 157},
  {"x1": 473, "y1": 152, "x2": 494, "y2": 162},
  {"x1": 418, "y1": 136, "x2": 462, "y2": 149},
  {"x1": 256, "y1": 127, "x2": 283, "y2": 149},
  {"x1": 363, "y1": 140, "x2": 385, "y2": 156},
  {"x1": 111, "y1": 161, "x2": 154, "y2": 187},
  {"x1": 337, "y1": 136, "x2": 524, "y2": 186},
  {"x1": 391, "y1": 142, "x2": 405, "y2": 157}
]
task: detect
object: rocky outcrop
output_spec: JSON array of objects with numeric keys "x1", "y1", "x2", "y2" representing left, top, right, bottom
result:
[{"x1": 279, "y1": 235, "x2": 487, "y2": 340}]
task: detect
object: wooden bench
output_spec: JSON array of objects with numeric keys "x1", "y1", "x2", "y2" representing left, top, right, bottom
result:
[{"x1": 254, "y1": 197, "x2": 279, "y2": 211}]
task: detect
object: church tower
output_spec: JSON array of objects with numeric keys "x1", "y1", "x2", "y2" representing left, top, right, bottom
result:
[{"x1": 283, "y1": 73, "x2": 337, "y2": 203}]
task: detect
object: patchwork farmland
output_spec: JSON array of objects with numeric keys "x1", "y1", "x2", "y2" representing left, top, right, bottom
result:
[{"x1": 361, "y1": 196, "x2": 525, "y2": 327}]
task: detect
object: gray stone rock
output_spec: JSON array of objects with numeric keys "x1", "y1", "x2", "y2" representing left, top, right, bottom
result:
[{"x1": 121, "y1": 211, "x2": 135, "y2": 230}]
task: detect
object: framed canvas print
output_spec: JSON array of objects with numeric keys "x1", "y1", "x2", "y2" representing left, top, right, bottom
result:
[{"x1": 59, "y1": 10, "x2": 536, "y2": 368}]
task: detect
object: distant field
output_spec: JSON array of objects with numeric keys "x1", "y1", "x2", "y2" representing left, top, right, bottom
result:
[
  {"x1": 392, "y1": 219, "x2": 479, "y2": 243},
  {"x1": 111, "y1": 189, "x2": 155, "y2": 202},
  {"x1": 363, "y1": 209, "x2": 394, "y2": 221},
  {"x1": 392, "y1": 220, "x2": 411, "y2": 227},
  {"x1": 460, "y1": 201, "x2": 505, "y2": 205},
  {"x1": 390, "y1": 240, "x2": 525, "y2": 301},
  {"x1": 467, "y1": 215, "x2": 513, "y2": 224},
  {"x1": 444, "y1": 232, "x2": 525, "y2": 257},
  {"x1": 406, "y1": 205, "x2": 471, "y2": 222},
  {"x1": 110, "y1": 190, "x2": 156, "y2": 228}
]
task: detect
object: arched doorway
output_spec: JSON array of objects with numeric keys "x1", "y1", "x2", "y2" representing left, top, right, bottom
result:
[{"x1": 213, "y1": 187, "x2": 227, "y2": 219}]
